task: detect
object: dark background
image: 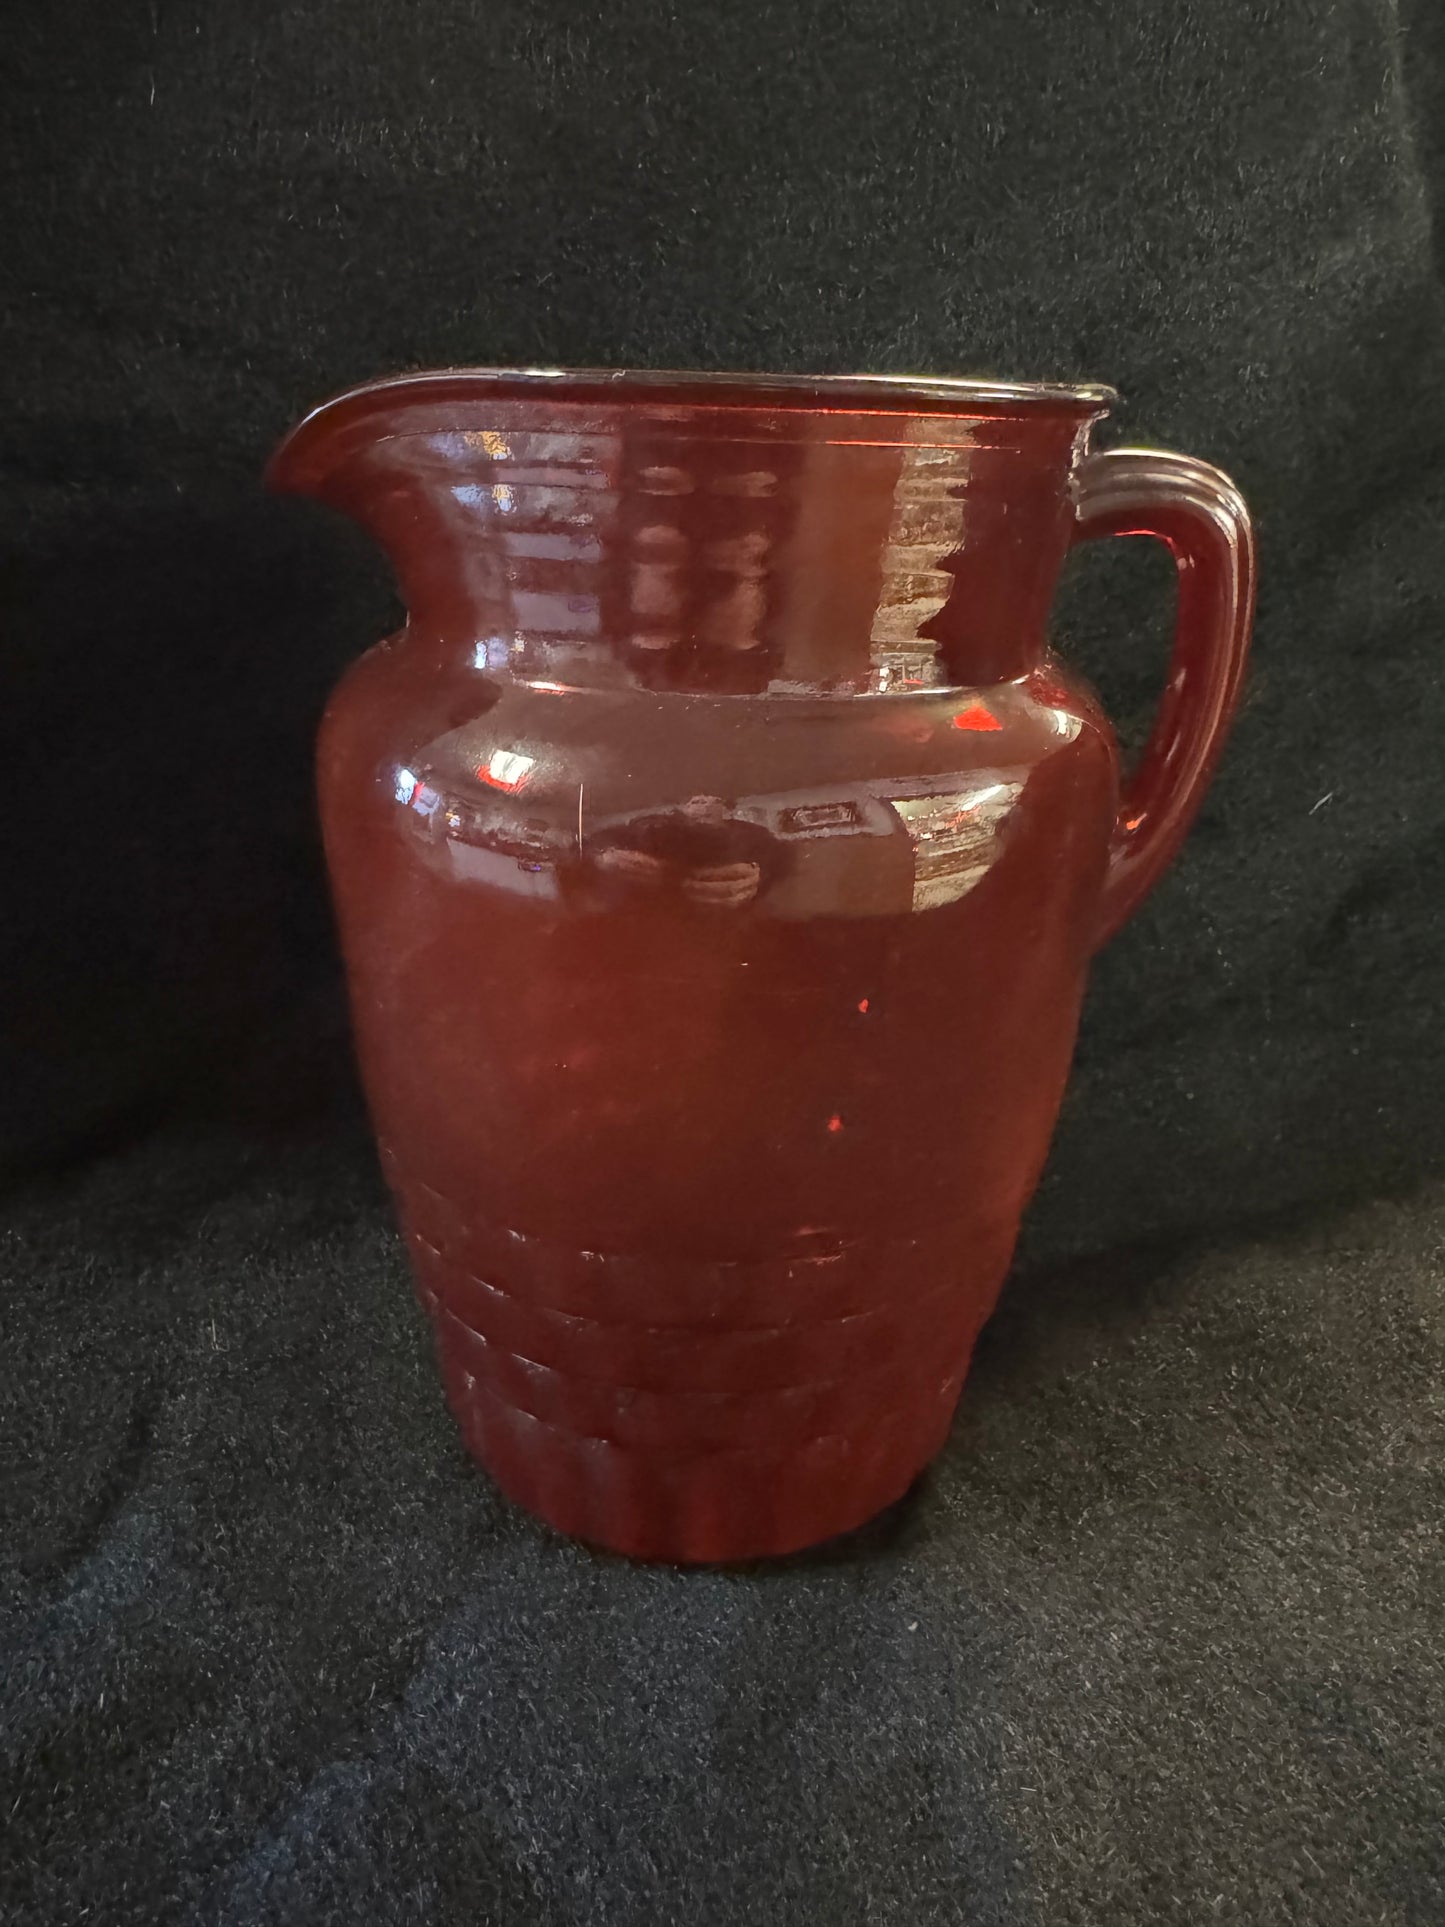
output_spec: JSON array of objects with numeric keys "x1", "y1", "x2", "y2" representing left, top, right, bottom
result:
[{"x1": 4, "y1": 3, "x2": 1444, "y2": 1922}]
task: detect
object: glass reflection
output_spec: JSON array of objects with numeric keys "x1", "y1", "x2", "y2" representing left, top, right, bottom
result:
[
  {"x1": 388, "y1": 718, "x2": 1030, "y2": 921},
  {"x1": 887, "y1": 780, "x2": 1023, "y2": 911},
  {"x1": 585, "y1": 795, "x2": 782, "y2": 911},
  {"x1": 864, "y1": 432, "x2": 970, "y2": 694},
  {"x1": 476, "y1": 748, "x2": 535, "y2": 792}
]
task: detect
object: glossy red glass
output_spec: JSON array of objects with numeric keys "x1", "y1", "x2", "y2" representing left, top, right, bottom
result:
[{"x1": 268, "y1": 368, "x2": 1255, "y2": 1562}]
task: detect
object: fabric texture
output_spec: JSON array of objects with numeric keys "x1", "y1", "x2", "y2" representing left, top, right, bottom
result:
[{"x1": 3, "y1": 1, "x2": 1444, "y2": 1920}]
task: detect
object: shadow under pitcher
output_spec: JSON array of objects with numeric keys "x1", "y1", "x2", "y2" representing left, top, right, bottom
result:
[{"x1": 268, "y1": 367, "x2": 1255, "y2": 1562}]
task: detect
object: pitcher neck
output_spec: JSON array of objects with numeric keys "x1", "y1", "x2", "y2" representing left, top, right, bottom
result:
[{"x1": 269, "y1": 371, "x2": 1110, "y2": 696}]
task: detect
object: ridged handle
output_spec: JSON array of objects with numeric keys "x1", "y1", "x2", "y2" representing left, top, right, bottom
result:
[{"x1": 1072, "y1": 446, "x2": 1256, "y2": 945}]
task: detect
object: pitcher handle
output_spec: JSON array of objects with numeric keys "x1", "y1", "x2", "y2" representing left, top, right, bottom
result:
[{"x1": 1071, "y1": 446, "x2": 1256, "y2": 947}]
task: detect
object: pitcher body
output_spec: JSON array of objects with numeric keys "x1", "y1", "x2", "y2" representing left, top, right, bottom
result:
[{"x1": 270, "y1": 368, "x2": 1253, "y2": 1560}]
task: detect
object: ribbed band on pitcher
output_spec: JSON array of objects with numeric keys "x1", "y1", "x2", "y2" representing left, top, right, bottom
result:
[{"x1": 401, "y1": 1197, "x2": 1012, "y2": 1560}]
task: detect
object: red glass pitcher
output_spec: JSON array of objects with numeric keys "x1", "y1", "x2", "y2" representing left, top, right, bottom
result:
[{"x1": 268, "y1": 369, "x2": 1254, "y2": 1562}]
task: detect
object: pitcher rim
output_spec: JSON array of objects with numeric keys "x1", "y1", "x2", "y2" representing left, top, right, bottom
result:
[{"x1": 287, "y1": 363, "x2": 1119, "y2": 422}]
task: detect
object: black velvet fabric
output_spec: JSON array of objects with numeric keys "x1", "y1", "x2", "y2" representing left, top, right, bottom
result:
[{"x1": 4, "y1": 2, "x2": 1445, "y2": 1920}]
